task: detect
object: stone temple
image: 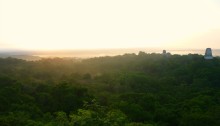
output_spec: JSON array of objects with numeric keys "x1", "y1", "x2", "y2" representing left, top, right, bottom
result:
[
  {"x1": 204, "y1": 48, "x2": 213, "y2": 60},
  {"x1": 162, "y1": 50, "x2": 166, "y2": 55}
]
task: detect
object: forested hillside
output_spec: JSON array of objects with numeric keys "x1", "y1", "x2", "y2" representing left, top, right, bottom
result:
[{"x1": 0, "y1": 52, "x2": 220, "y2": 126}]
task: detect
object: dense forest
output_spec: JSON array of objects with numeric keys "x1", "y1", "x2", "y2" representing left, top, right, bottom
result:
[{"x1": 0, "y1": 52, "x2": 220, "y2": 126}]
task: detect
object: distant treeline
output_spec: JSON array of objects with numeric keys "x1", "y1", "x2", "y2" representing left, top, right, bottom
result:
[{"x1": 0, "y1": 52, "x2": 220, "y2": 126}]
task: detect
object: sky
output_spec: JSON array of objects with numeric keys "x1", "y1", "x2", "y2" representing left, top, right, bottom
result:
[{"x1": 1, "y1": 0, "x2": 220, "y2": 51}]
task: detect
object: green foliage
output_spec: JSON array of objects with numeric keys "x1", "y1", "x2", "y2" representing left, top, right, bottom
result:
[
  {"x1": 103, "y1": 109, "x2": 127, "y2": 126},
  {"x1": 54, "y1": 111, "x2": 69, "y2": 126},
  {"x1": 0, "y1": 54, "x2": 220, "y2": 125}
]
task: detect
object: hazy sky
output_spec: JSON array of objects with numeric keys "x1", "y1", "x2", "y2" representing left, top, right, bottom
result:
[{"x1": 1, "y1": 0, "x2": 220, "y2": 50}]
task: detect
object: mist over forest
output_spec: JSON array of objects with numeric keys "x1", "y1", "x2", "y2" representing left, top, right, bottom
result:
[
  {"x1": 1, "y1": 0, "x2": 220, "y2": 125},
  {"x1": 0, "y1": 52, "x2": 220, "y2": 126},
  {"x1": 1, "y1": 48, "x2": 220, "y2": 61}
]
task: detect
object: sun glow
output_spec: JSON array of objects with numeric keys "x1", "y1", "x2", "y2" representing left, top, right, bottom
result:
[{"x1": 1, "y1": 0, "x2": 220, "y2": 50}]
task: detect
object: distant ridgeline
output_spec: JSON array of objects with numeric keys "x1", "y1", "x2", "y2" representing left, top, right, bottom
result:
[
  {"x1": 0, "y1": 48, "x2": 220, "y2": 60},
  {"x1": 0, "y1": 49, "x2": 220, "y2": 126},
  {"x1": 163, "y1": 48, "x2": 215, "y2": 59}
]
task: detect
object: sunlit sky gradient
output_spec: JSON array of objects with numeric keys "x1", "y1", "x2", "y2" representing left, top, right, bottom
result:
[{"x1": 1, "y1": 0, "x2": 220, "y2": 50}]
